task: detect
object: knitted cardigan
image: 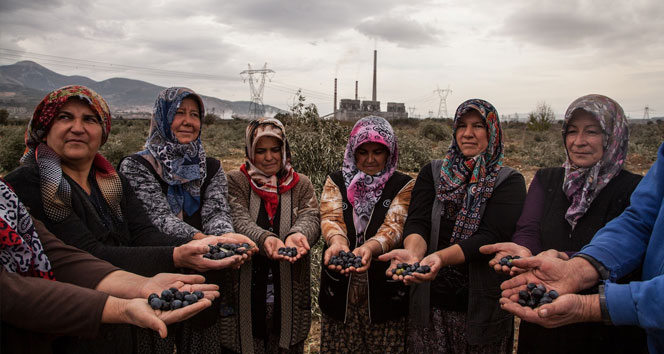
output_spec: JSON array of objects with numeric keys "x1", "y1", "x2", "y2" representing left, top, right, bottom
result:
[{"x1": 226, "y1": 170, "x2": 320, "y2": 353}]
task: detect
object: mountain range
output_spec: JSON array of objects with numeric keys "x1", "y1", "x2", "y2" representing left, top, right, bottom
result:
[{"x1": 0, "y1": 60, "x2": 283, "y2": 119}]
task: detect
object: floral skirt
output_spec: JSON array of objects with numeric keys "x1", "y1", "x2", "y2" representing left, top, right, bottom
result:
[
  {"x1": 320, "y1": 273, "x2": 406, "y2": 353},
  {"x1": 407, "y1": 307, "x2": 510, "y2": 354}
]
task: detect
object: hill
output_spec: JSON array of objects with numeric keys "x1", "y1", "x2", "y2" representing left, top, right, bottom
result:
[{"x1": 0, "y1": 60, "x2": 283, "y2": 118}]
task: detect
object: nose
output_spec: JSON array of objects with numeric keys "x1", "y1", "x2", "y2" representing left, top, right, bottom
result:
[
  {"x1": 571, "y1": 132, "x2": 588, "y2": 146},
  {"x1": 460, "y1": 125, "x2": 473, "y2": 138},
  {"x1": 366, "y1": 152, "x2": 376, "y2": 163},
  {"x1": 70, "y1": 117, "x2": 85, "y2": 133}
]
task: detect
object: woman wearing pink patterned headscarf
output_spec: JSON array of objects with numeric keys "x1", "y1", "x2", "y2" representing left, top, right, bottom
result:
[
  {"x1": 319, "y1": 116, "x2": 415, "y2": 353},
  {"x1": 481, "y1": 94, "x2": 646, "y2": 354}
]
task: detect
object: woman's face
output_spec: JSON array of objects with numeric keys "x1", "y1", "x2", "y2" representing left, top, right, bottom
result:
[
  {"x1": 455, "y1": 112, "x2": 489, "y2": 157},
  {"x1": 565, "y1": 112, "x2": 604, "y2": 168},
  {"x1": 254, "y1": 136, "x2": 283, "y2": 176},
  {"x1": 44, "y1": 99, "x2": 103, "y2": 166},
  {"x1": 355, "y1": 142, "x2": 388, "y2": 175},
  {"x1": 171, "y1": 97, "x2": 201, "y2": 144}
]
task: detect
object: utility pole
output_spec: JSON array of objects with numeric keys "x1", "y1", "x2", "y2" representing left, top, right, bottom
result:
[
  {"x1": 433, "y1": 85, "x2": 453, "y2": 118},
  {"x1": 240, "y1": 63, "x2": 275, "y2": 118}
]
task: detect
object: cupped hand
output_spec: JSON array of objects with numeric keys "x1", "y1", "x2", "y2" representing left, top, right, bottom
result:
[
  {"x1": 284, "y1": 233, "x2": 311, "y2": 263},
  {"x1": 139, "y1": 273, "x2": 220, "y2": 299},
  {"x1": 400, "y1": 252, "x2": 443, "y2": 285},
  {"x1": 123, "y1": 297, "x2": 212, "y2": 338},
  {"x1": 349, "y1": 245, "x2": 373, "y2": 274},
  {"x1": 263, "y1": 236, "x2": 287, "y2": 261},
  {"x1": 500, "y1": 254, "x2": 580, "y2": 301},
  {"x1": 479, "y1": 242, "x2": 533, "y2": 274},
  {"x1": 323, "y1": 241, "x2": 350, "y2": 273},
  {"x1": 377, "y1": 249, "x2": 421, "y2": 281},
  {"x1": 174, "y1": 236, "x2": 247, "y2": 272},
  {"x1": 499, "y1": 293, "x2": 595, "y2": 328},
  {"x1": 220, "y1": 233, "x2": 259, "y2": 257}
]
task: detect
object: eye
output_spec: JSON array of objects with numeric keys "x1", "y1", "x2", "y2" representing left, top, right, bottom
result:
[
  {"x1": 356, "y1": 149, "x2": 367, "y2": 155},
  {"x1": 255, "y1": 148, "x2": 265, "y2": 154},
  {"x1": 56, "y1": 113, "x2": 72, "y2": 120},
  {"x1": 191, "y1": 112, "x2": 200, "y2": 118},
  {"x1": 271, "y1": 147, "x2": 281, "y2": 153},
  {"x1": 84, "y1": 115, "x2": 99, "y2": 123}
]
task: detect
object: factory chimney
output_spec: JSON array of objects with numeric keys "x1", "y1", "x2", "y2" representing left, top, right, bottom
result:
[
  {"x1": 334, "y1": 78, "x2": 337, "y2": 112},
  {"x1": 372, "y1": 50, "x2": 377, "y2": 102},
  {"x1": 355, "y1": 81, "x2": 358, "y2": 100}
]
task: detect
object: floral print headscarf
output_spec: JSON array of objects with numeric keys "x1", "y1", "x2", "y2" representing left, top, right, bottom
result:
[
  {"x1": 342, "y1": 116, "x2": 399, "y2": 239},
  {"x1": 437, "y1": 99, "x2": 504, "y2": 243},
  {"x1": 241, "y1": 118, "x2": 299, "y2": 225},
  {"x1": 139, "y1": 87, "x2": 207, "y2": 217},
  {"x1": 0, "y1": 178, "x2": 55, "y2": 280},
  {"x1": 20, "y1": 85, "x2": 122, "y2": 223},
  {"x1": 562, "y1": 94, "x2": 629, "y2": 229}
]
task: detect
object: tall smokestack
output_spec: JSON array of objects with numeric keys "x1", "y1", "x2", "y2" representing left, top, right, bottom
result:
[
  {"x1": 372, "y1": 50, "x2": 377, "y2": 101},
  {"x1": 334, "y1": 78, "x2": 337, "y2": 112},
  {"x1": 355, "y1": 81, "x2": 358, "y2": 100}
]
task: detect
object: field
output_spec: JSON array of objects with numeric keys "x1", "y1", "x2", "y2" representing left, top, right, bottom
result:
[{"x1": 1, "y1": 115, "x2": 662, "y2": 353}]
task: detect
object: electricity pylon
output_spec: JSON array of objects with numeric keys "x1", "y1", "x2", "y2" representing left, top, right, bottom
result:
[
  {"x1": 240, "y1": 63, "x2": 275, "y2": 118},
  {"x1": 434, "y1": 85, "x2": 453, "y2": 118}
]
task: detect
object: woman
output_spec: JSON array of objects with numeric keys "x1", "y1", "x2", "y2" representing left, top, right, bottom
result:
[
  {"x1": 227, "y1": 118, "x2": 320, "y2": 354},
  {"x1": 318, "y1": 116, "x2": 414, "y2": 353},
  {"x1": 118, "y1": 87, "x2": 256, "y2": 353},
  {"x1": 0, "y1": 179, "x2": 218, "y2": 354},
  {"x1": 4, "y1": 85, "x2": 246, "y2": 354},
  {"x1": 480, "y1": 94, "x2": 646, "y2": 354},
  {"x1": 379, "y1": 99, "x2": 526, "y2": 353}
]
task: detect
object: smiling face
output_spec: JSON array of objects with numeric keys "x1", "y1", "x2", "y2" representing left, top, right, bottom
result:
[
  {"x1": 171, "y1": 97, "x2": 201, "y2": 144},
  {"x1": 565, "y1": 111, "x2": 604, "y2": 168},
  {"x1": 455, "y1": 111, "x2": 489, "y2": 158},
  {"x1": 354, "y1": 141, "x2": 389, "y2": 175},
  {"x1": 253, "y1": 136, "x2": 283, "y2": 176},
  {"x1": 44, "y1": 98, "x2": 103, "y2": 167}
]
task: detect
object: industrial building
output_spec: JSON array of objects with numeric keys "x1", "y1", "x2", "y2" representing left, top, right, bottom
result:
[{"x1": 333, "y1": 50, "x2": 408, "y2": 121}]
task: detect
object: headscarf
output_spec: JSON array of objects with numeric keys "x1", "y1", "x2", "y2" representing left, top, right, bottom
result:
[
  {"x1": 0, "y1": 178, "x2": 55, "y2": 280},
  {"x1": 562, "y1": 94, "x2": 629, "y2": 229},
  {"x1": 342, "y1": 116, "x2": 398, "y2": 240},
  {"x1": 20, "y1": 85, "x2": 123, "y2": 223},
  {"x1": 240, "y1": 118, "x2": 299, "y2": 225},
  {"x1": 437, "y1": 99, "x2": 504, "y2": 243},
  {"x1": 138, "y1": 87, "x2": 207, "y2": 217}
]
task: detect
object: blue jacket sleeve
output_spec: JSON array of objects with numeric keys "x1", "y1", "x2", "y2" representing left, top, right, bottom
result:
[
  {"x1": 578, "y1": 145, "x2": 662, "y2": 281},
  {"x1": 579, "y1": 143, "x2": 664, "y2": 329}
]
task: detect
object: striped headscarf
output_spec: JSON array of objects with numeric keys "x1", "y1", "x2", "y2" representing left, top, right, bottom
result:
[
  {"x1": 342, "y1": 116, "x2": 398, "y2": 238},
  {"x1": 562, "y1": 94, "x2": 629, "y2": 229},
  {"x1": 138, "y1": 87, "x2": 206, "y2": 217},
  {"x1": 437, "y1": 99, "x2": 504, "y2": 243},
  {"x1": 20, "y1": 85, "x2": 123, "y2": 223},
  {"x1": 0, "y1": 178, "x2": 55, "y2": 280},
  {"x1": 240, "y1": 118, "x2": 299, "y2": 225}
]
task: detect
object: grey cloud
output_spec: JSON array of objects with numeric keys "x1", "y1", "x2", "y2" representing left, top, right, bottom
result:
[
  {"x1": 499, "y1": 1, "x2": 664, "y2": 51},
  {"x1": 203, "y1": 0, "x2": 407, "y2": 37},
  {"x1": 355, "y1": 16, "x2": 441, "y2": 48}
]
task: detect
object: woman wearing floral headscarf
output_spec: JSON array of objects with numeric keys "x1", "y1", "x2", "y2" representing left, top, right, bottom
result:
[
  {"x1": 380, "y1": 99, "x2": 526, "y2": 353},
  {"x1": 480, "y1": 94, "x2": 646, "y2": 354},
  {"x1": 318, "y1": 116, "x2": 414, "y2": 353},
  {"x1": 5, "y1": 85, "x2": 249, "y2": 354},
  {"x1": 119, "y1": 87, "x2": 256, "y2": 353},
  {"x1": 226, "y1": 118, "x2": 320, "y2": 354}
]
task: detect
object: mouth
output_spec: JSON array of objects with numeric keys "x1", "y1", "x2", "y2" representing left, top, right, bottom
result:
[{"x1": 65, "y1": 139, "x2": 87, "y2": 144}]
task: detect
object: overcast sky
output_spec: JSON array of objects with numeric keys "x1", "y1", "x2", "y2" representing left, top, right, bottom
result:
[{"x1": 1, "y1": 0, "x2": 663, "y2": 118}]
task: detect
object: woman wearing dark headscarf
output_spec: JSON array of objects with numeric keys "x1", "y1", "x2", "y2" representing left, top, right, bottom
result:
[
  {"x1": 4, "y1": 85, "x2": 247, "y2": 353},
  {"x1": 380, "y1": 99, "x2": 526, "y2": 353},
  {"x1": 226, "y1": 118, "x2": 320, "y2": 354},
  {"x1": 318, "y1": 116, "x2": 414, "y2": 353},
  {"x1": 480, "y1": 94, "x2": 647, "y2": 354},
  {"x1": 119, "y1": 87, "x2": 256, "y2": 353}
]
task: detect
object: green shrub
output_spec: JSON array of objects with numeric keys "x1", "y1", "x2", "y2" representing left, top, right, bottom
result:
[
  {"x1": 418, "y1": 119, "x2": 451, "y2": 141},
  {"x1": 0, "y1": 125, "x2": 26, "y2": 174}
]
